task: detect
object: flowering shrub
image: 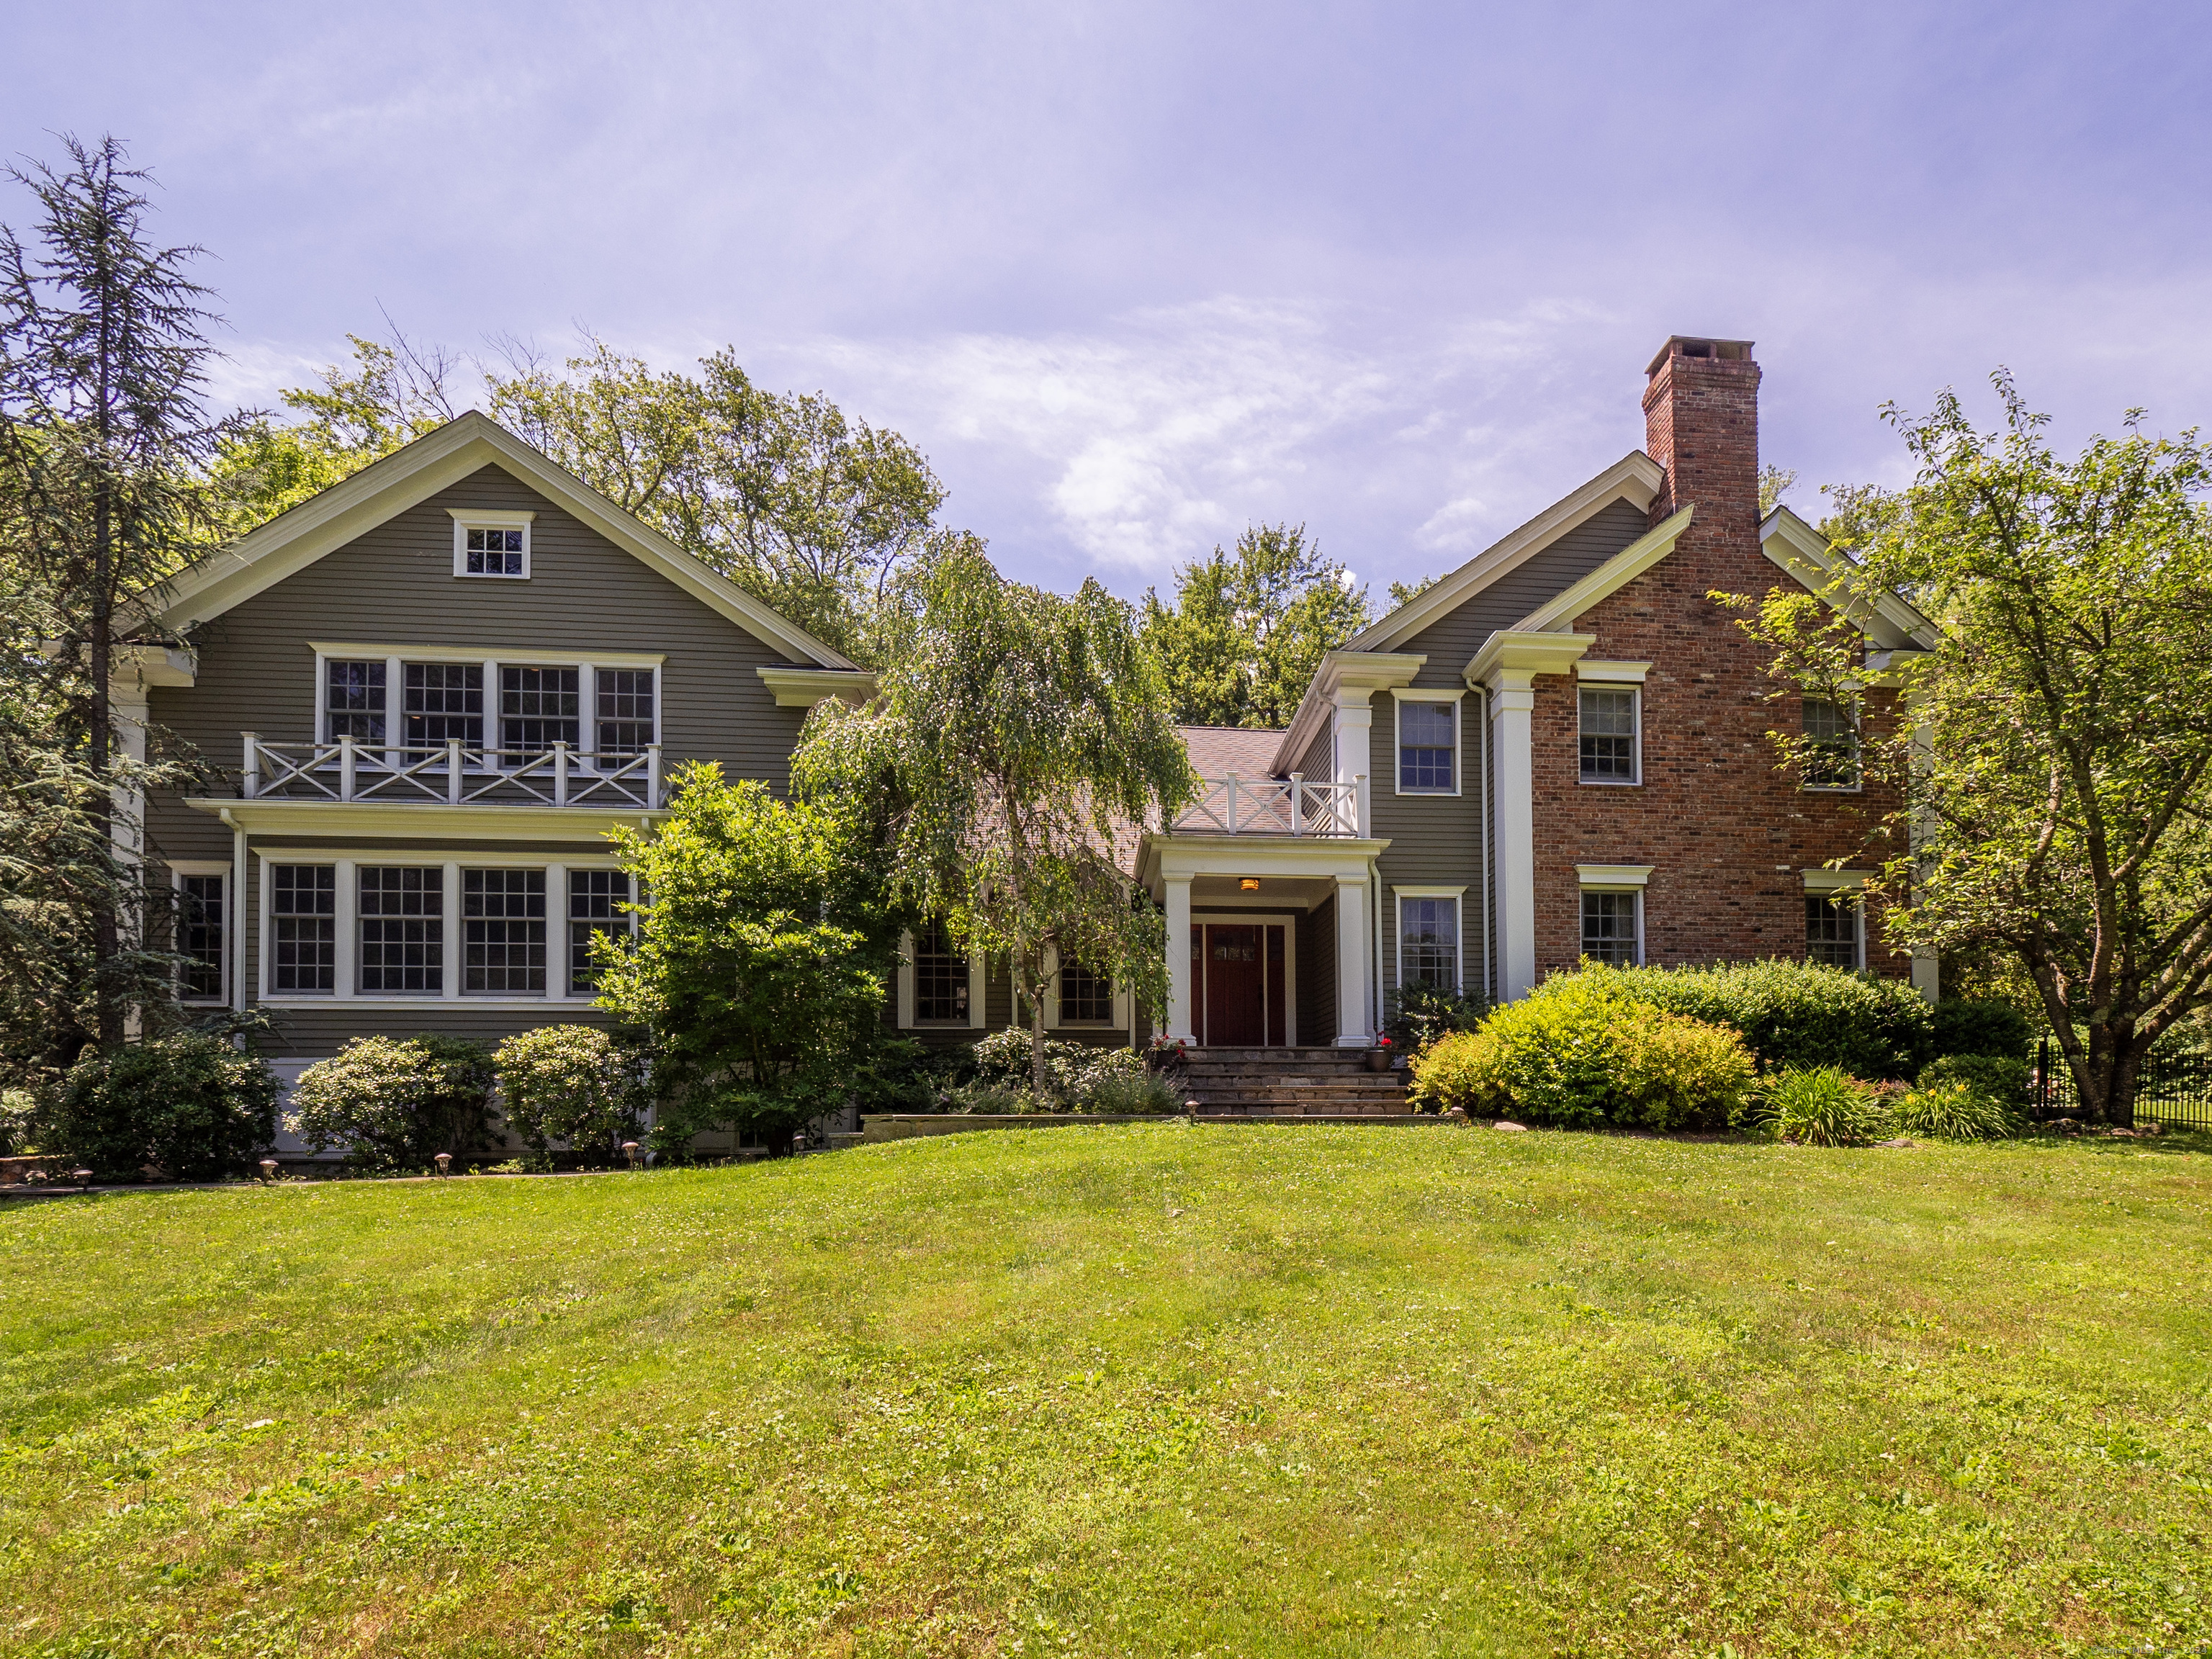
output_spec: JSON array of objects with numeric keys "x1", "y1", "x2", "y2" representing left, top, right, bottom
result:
[
  {"x1": 1753, "y1": 1065, "x2": 1892, "y2": 1146},
  {"x1": 493, "y1": 1025, "x2": 644, "y2": 1167},
  {"x1": 1407, "y1": 978, "x2": 1753, "y2": 1130},
  {"x1": 961, "y1": 1029, "x2": 1177, "y2": 1113},
  {"x1": 289, "y1": 1035, "x2": 495, "y2": 1170}
]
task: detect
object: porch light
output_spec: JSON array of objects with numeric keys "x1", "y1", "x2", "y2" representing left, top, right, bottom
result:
[{"x1": 1239, "y1": 877, "x2": 1261, "y2": 891}]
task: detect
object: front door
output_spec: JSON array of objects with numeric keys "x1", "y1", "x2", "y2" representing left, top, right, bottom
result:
[{"x1": 1197, "y1": 922, "x2": 1287, "y2": 1046}]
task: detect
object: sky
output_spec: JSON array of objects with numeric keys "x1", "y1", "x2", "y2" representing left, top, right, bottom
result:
[{"x1": 8, "y1": 1, "x2": 2212, "y2": 605}]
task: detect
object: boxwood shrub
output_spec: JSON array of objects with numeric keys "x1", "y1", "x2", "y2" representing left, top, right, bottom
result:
[{"x1": 51, "y1": 1033, "x2": 279, "y2": 1181}]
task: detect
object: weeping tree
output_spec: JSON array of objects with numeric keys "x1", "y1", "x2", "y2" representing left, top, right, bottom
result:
[
  {"x1": 1727, "y1": 372, "x2": 2212, "y2": 1125},
  {"x1": 793, "y1": 536, "x2": 1195, "y2": 1094},
  {"x1": 0, "y1": 134, "x2": 236, "y2": 1054}
]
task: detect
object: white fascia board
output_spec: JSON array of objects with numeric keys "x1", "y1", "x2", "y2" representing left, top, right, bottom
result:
[
  {"x1": 148, "y1": 412, "x2": 859, "y2": 670},
  {"x1": 1267, "y1": 649, "x2": 1427, "y2": 775},
  {"x1": 757, "y1": 667, "x2": 878, "y2": 707},
  {"x1": 185, "y1": 797, "x2": 670, "y2": 841},
  {"x1": 1512, "y1": 505, "x2": 1695, "y2": 636},
  {"x1": 1465, "y1": 630, "x2": 1596, "y2": 690},
  {"x1": 1575, "y1": 863, "x2": 1653, "y2": 889},
  {"x1": 1801, "y1": 866, "x2": 1871, "y2": 892},
  {"x1": 1136, "y1": 832, "x2": 1389, "y2": 892},
  {"x1": 1758, "y1": 507, "x2": 1939, "y2": 651},
  {"x1": 1346, "y1": 451, "x2": 1665, "y2": 656}
]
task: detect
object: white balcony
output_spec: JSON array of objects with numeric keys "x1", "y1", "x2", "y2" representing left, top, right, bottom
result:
[
  {"x1": 240, "y1": 733, "x2": 663, "y2": 809},
  {"x1": 1170, "y1": 772, "x2": 1362, "y2": 837}
]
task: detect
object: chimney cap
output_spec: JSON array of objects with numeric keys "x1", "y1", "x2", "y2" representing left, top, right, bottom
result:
[{"x1": 1646, "y1": 336, "x2": 1755, "y2": 376}]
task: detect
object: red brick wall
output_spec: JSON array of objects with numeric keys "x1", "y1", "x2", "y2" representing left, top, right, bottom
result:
[{"x1": 1529, "y1": 342, "x2": 1905, "y2": 979}]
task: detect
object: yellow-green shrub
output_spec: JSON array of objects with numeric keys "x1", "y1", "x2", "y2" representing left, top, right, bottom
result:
[{"x1": 1407, "y1": 979, "x2": 1753, "y2": 1130}]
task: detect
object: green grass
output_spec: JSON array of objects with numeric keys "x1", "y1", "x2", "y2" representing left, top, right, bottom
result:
[{"x1": 3, "y1": 1125, "x2": 2209, "y2": 1658}]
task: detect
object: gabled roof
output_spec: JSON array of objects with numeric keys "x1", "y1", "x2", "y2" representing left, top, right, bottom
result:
[
  {"x1": 1759, "y1": 506, "x2": 1939, "y2": 651},
  {"x1": 1180, "y1": 724, "x2": 1288, "y2": 778},
  {"x1": 1509, "y1": 505, "x2": 1694, "y2": 636},
  {"x1": 145, "y1": 410, "x2": 859, "y2": 669},
  {"x1": 1344, "y1": 450, "x2": 1665, "y2": 655}
]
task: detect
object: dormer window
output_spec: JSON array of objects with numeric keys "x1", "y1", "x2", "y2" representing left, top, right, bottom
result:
[{"x1": 449, "y1": 508, "x2": 535, "y2": 579}]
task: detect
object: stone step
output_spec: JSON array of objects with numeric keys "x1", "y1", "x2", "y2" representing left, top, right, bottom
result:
[{"x1": 1182, "y1": 1047, "x2": 1372, "y2": 1064}]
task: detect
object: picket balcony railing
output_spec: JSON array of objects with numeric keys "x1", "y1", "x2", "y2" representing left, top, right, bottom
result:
[
  {"x1": 1170, "y1": 772, "x2": 1364, "y2": 837},
  {"x1": 239, "y1": 733, "x2": 664, "y2": 809}
]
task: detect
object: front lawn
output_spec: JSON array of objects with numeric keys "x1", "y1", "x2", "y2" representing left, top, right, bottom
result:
[{"x1": 1, "y1": 1125, "x2": 2206, "y2": 1656}]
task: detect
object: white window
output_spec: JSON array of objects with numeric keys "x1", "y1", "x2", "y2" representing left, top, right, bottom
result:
[
  {"x1": 269, "y1": 865, "x2": 336, "y2": 994},
  {"x1": 1393, "y1": 690, "x2": 1465, "y2": 796},
  {"x1": 1575, "y1": 865, "x2": 1652, "y2": 966},
  {"x1": 1395, "y1": 889, "x2": 1465, "y2": 991},
  {"x1": 1042, "y1": 945, "x2": 1133, "y2": 1030},
  {"x1": 359, "y1": 866, "x2": 443, "y2": 995},
  {"x1": 309, "y1": 645, "x2": 662, "y2": 767},
  {"x1": 1802, "y1": 696, "x2": 1861, "y2": 789},
  {"x1": 1578, "y1": 685, "x2": 1640, "y2": 783},
  {"x1": 1803, "y1": 871, "x2": 1870, "y2": 969},
  {"x1": 567, "y1": 870, "x2": 633, "y2": 994},
  {"x1": 465, "y1": 869, "x2": 548, "y2": 994},
  {"x1": 449, "y1": 508, "x2": 534, "y2": 579},
  {"x1": 896, "y1": 922, "x2": 987, "y2": 1030},
  {"x1": 171, "y1": 865, "x2": 228, "y2": 1002}
]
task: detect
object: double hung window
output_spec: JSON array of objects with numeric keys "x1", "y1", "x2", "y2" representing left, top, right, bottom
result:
[
  {"x1": 500, "y1": 667, "x2": 580, "y2": 755},
  {"x1": 1806, "y1": 893, "x2": 1861, "y2": 969},
  {"x1": 1398, "y1": 896, "x2": 1460, "y2": 990},
  {"x1": 1398, "y1": 700, "x2": 1455, "y2": 792},
  {"x1": 597, "y1": 669, "x2": 656, "y2": 756},
  {"x1": 325, "y1": 660, "x2": 386, "y2": 742},
  {"x1": 568, "y1": 870, "x2": 629, "y2": 994},
  {"x1": 914, "y1": 920, "x2": 970, "y2": 1023},
  {"x1": 1802, "y1": 697, "x2": 1861, "y2": 788},
  {"x1": 405, "y1": 663, "x2": 484, "y2": 749},
  {"x1": 1581, "y1": 890, "x2": 1640, "y2": 965},
  {"x1": 465, "y1": 870, "x2": 546, "y2": 993},
  {"x1": 271, "y1": 865, "x2": 336, "y2": 992},
  {"x1": 179, "y1": 873, "x2": 225, "y2": 1001},
  {"x1": 359, "y1": 867, "x2": 443, "y2": 994},
  {"x1": 1578, "y1": 687, "x2": 1638, "y2": 783},
  {"x1": 1058, "y1": 959, "x2": 1114, "y2": 1024}
]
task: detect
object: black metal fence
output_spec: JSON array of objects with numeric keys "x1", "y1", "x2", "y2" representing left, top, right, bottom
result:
[{"x1": 2036, "y1": 1038, "x2": 2212, "y2": 1129}]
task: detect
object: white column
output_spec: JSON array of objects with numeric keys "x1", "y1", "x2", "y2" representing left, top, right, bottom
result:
[
  {"x1": 333, "y1": 858, "x2": 357, "y2": 999},
  {"x1": 545, "y1": 864, "x2": 569, "y2": 999},
  {"x1": 230, "y1": 822, "x2": 248, "y2": 1015},
  {"x1": 1334, "y1": 689, "x2": 1374, "y2": 833},
  {"x1": 1912, "y1": 954, "x2": 1940, "y2": 1002},
  {"x1": 1164, "y1": 874, "x2": 1195, "y2": 1044},
  {"x1": 1334, "y1": 876, "x2": 1370, "y2": 1045},
  {"x1": 442, "y1": 863, "x2": 462, "y2": 999},
  {"x1": 1488, "y1": 669, "x2": 1538, "y2": 1001}
]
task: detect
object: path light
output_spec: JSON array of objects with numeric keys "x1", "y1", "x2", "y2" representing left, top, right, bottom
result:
[
  {"x1": 622, "y1": 1141, "x2": 640, "y2": 1171},
  {"x1": 73, "y1": 1168, "x2": 92, "y2": 1190},
  {"x1": 258, "y1": 1159, "x2": 278, "y2": 1183},
  {"x1": 434, "y1": 1152, "x2": 452, "y2": 1177}
]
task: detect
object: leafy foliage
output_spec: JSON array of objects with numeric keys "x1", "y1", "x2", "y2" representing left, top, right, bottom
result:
[
  {"x1": 50, "y1": 1033, "x2": 276, "y2": 1179},
  {"x1": 492, "y1": 1025, "x2": 644, "y2": 1169},
  {"x1": 794, "y1": 539, "x2": 1192, "y2": 1094},
  {"x1": 1407, "y1": 979, "x2": 1755, "y2": 1130},
  {"x1": 593, "y1": 765, "x2": 899, "y2": 1159},
  {"x1": 1917, "y1": 1052, "x2": 2031, "y2": 1109},
  {"x1": 961, "y1": 1028, "x2": 1177, "y2": 1113},
  {"x1": 1930, "y1": 997, "x2": 2031, "y2": 1063},
  {"x1": 1139, "y1": 523, "x2": 1369, "y2": 728},
  {"x1": 1756, "y1": 1064, "x2": 1891, "y2": 1146},
  {"x1": 1382, "y1": 983, "x2": 1491, "y2": 1053},
  {"x1": 1726, "y1": 374, "x2": 2212, "y2": 1123},
  {"x1": 288, "y1": 1035, "x2": 497, "y2": 1170},
  {"x1": 1893, "y1": 1079, "x2": 2019, "y2": 1141}
]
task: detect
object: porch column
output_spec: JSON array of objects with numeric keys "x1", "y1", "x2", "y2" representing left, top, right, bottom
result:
[
  {"x1": 1488, "y1": 668, "x2": 1538, "y2": 1001},
  {"x1": 1334, "y1": 875, "x2": 1371, "y2": 1046},
  {"x1": 1334, "y1": 688, "x2": 1375, "y2": 836},
  {"x1": 1164, "y1": 874, "x2": 1196, "y2": 1044}
]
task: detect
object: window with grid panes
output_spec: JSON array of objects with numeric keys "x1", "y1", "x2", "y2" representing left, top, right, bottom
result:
[
  {"x1": 1579, "y1": 687, "x2": 1637, "y2": 781},
  {"x1": 500, "y1": 667, "x2": 579, "y2": 755},
  {"x1": 325, "y1": 660, "x2": 385, "y2": 742},
  {"x1": 914, "y1": 920, "x2": 968, "y2": 1022},
  {"x1": 596, "y1": 668, "x2": 655, "y2": 757},
  {"x1": 1058, "y1": 959, "x2": 1113, "y2": 1023},
  {"x1": 464, "y1": 869, "x2": 545, "y2": 992},
  {"x1": 271, "y1": 865, "x2": 336, "y2": 992},
  {"x1": 179, "y1": 874, "x2": 224, "y2": 1000},
  {"x1": 359, "y1": 867, "x2": 443, "y2": 993},
  {"x1": 1802, "y1": 696, "x2": 1860, "y2": 787},
  {"x1": 1398, "y1": 700, "x2": 1455, "y2": 791},
  {"x1": 1398, "y1": 896, "x2": 1460, "y2": 989},
  {"x1": 464, "y1": 526, "x2": 524, "y2": 575},
  {"x1": 403, "y1": 663, "x2": 483, "y2": 748},
  {"x1": 1806, "y1": 893, "x2": 1861, "y2": 968},
  {"x1": 568, "y1": 870, "x2": 629, "y2": 993},
  {"x1": 1581, "y1": 889, "x2": 1639, "y2": 964}
]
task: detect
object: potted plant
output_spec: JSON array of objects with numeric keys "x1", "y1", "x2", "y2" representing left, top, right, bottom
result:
[{"x1": 1364, "y1": 1034, "x2": 1395, "y2": 1072}]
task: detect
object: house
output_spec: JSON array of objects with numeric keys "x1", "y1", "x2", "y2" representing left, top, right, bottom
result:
[{"x1": 126, "y1": 333, "x2": 1930, "y2": 1120}]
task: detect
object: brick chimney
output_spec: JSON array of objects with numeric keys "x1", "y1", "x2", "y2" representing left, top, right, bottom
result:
[{"x1": 1641, "y1": 336, "x2": 1760, "y2": 538}]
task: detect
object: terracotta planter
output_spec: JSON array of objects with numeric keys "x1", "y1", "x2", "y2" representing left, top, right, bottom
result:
[{"x1": 1363, "y1": 1048, "x2": 1394, "y2": 1072}]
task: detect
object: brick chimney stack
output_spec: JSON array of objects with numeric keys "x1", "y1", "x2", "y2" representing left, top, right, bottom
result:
[{"x1": 1641, "y1": 336, "x2": 1760, "y2": 537}]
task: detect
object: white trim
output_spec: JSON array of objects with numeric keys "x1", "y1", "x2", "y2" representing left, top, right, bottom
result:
[
  {"x1": 1391, "y1": 885, "x2": 1467, "y2": 994},
  {"x1": 1760, "y1": 507, "x2": 1939, "y2": 652},
  {"x1": 1573, "y1": 660, "x2": 1650, "y2": 683},
  {"x1": 189, "y1": 798, "x2": 668, "y2": 842},
  {"x1": 1515, "y1": 506, "x2": 1695, "y2": 635},
  {"x1": 1804, "y1": 882, "x2": 1866, "y2": 971},
  {"x1": 1799, "y1": 694, "x2": 1865, "y2": 794},
  {"x1": 894, "y1": 925, "x2": 986, "y2": 1030},
  {"x1": 1187, "y1": 912, "x2": 1301, "y2": 1047},
  {"x1": 168, "y1": 861, "x2": 232, "y2": 1004},
  {"x1": 1390, "y1": 688, "x2": 1465, "y2": 797},
  {"x1": 1576, "y1": 883, "x2": 1645, "y2": 966},
  {"x1": 1576, "y1": 681, "x2": 1642, "y2": 788},
  {"x1": 449, "y1": 508, "x2": 535, "y2": 580},
  {"x1": 310, "y1": 640, "x2": 665, "y2": 668},
  {"x1": 1575, "y1": 864, "x2": 1653, "y2": 889},
  {"x1": 1349, "y1": 451, "x2": 1665, "y2": 654},
  {"x1": 1799, "y1": 868, "x2": 1870, "y2": 893},
  {"x1": 757, "y1": 666, "x2": 878, "y2": 707},
  {"x1": 1042, "y1": 944, "x2": 1133, "y2": 1033},
  {"x1": 145, "y1": 412, "x2": 858, "y2": 668},
  {"x1": 895, "y1": 930, "x2": 917, "y2": 1028},
  {"x1": 1269, "y1": 650, "x2": 1426, "y2": 784}
]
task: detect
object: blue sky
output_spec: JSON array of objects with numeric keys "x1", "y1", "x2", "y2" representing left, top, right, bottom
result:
[{"x1": 9, "y1": 2, "x2": 2211, "y2": 603}]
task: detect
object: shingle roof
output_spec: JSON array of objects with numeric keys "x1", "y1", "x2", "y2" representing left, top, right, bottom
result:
[{"x1": 1177, "y1": 724, "x2": 1287, "y2": 780}]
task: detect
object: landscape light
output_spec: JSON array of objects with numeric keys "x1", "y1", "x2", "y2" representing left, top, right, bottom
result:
[
  {"x1": 73, "y1": 1169, "x2": 92, "y2": 1190},
  {"x1": 622, "y1": 1141, "x2": 641, "y2": 1171},
  {"x1": 258, "y1": 1159, "x2": 277, "y2": 1183},
  {"x1": 434, "y1": 1152, "x2": 452, "y2": 1176}
]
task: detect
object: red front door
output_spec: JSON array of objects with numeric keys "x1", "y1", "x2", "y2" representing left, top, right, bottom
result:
[{"x1": 1200, "y1": 922, "x2": 1285, "y2": 1046}]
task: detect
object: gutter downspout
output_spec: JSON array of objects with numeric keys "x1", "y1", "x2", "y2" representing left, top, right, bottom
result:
[{"x1": 1473, "y1": 683, "x2": 1492, "y2": 1002}]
